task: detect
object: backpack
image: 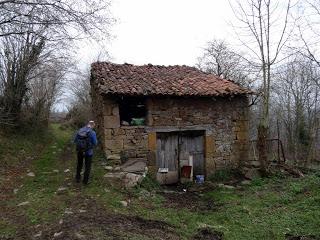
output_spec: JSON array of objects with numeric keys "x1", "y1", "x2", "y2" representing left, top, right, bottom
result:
[{"x1": 76, "y1": 128, "x2": 91, "y2": 152}]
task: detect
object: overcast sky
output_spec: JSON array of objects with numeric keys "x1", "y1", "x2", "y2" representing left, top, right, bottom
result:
[
  {"x1": 77, "y1": 0, "x2": 236, "y2": 67},
  {"x1": 60, "y1": 0, "x2": 301, "y2": 111}
]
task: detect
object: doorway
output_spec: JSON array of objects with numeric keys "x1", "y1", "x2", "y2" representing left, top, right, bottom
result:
[{"x1": 156, "y1": 131, "x2": 205, "y2": 184}]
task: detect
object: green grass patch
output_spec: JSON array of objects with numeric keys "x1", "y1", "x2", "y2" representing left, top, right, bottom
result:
[
  {"x1": 11, "y1": 124, "x2": 74, "y2": 225},
  {"x1": 2, "y1": 123, "x2": 320, "y2": 239},
  {"x1": 0, "y1": 219, "x2": 17, "y2": 239},
  {"x1": 0, "y1": 127, "x2": 53, "y2": 168},
  {"x1": 127, "y1": 173, "x2": 320, "y2": 239}
]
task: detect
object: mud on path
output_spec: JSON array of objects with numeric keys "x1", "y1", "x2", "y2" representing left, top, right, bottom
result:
[
  {"x1": 8, "y1": 192, "x2": 180, "y2": 240},
  {"x1": 159, "y1": 184, "x2": 222, "y2": 212},
  {"x1": 33, "y1": 195, "x2": 179, "y2": 240},
  {"x1": 161, "y1": 190, "x2": 222, "y2": 212}
]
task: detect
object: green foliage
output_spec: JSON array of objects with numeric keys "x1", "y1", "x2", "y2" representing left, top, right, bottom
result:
[
  {"x1": 0, "y1": 220, "x2": 17, "y2": 239},
  {"x1": 2, "y1": 124, "x2": 320, "y2": 240},
  {"x1": 207, "y1": 169, "x2": 241, "y2": 182},
  {"x1": 0, "y1": 126, "x2": 52, "y2": 168},
  {"x1": 250, "y1": 176, "x2": 266, "y2": 186},
  {"x1": 139, "y1": 173, "x2": 160, "y2": 191}
]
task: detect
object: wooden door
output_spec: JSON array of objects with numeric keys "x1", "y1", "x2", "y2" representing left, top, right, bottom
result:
[
  {"x1": 179, "y1": 133, "x2": 205, "y2": 176},
  {"x1": 156, "y1": 133, "x2": 179, "y2": 184},
  {"x1": 156, "y1": 131, "x2": 204, "y2": 184}
]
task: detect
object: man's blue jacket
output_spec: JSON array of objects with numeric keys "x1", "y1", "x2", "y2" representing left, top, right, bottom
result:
[{"x1": 74, "y1": 126, "x2": 98, "y2": 156}]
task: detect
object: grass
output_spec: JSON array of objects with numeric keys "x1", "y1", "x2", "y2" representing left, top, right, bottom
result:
[
  {"x1": 0, "y1": 127, "x2": 52, "y2": 168},
  {"x1": 119, "y1": 174, "x2": 320, "y2": 239},
  {"x1": 9, "y1": 124, "x2": 73, "y2": 225},
  {"x1": 1, "y1": 123, "x2": 320, "y2": 239}
]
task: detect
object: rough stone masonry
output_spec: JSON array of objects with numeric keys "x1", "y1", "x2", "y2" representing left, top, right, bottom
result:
[
  {"x1": 90, "y1": 62, "x2": 252, "y2": 180},
  {"x1": 93, "y1": 95, "x2": 249, "y2": 178}
]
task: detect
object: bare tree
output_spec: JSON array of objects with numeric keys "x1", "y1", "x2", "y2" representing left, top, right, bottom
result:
[
  {"x1": 230, "y1": 0, "x2": 293, "y2": 173},
  {"x1": 0, "y1": 1, "x2": 113, "y2": 128},
  {"x1": 0, "y1": 31, "x2": 45, "y2": 124},
  {"x1": 0, "y1": 0, "x2": 112, "y2": 39},
  {"x1": 273, "y1": 54, "x2": 320, "y2": 167},
  {"x1": 24, "y1": 56, "x2": 70, "y2": 127},
  {"x1": 197, "y1": 39, "x2": 254, "y2": 87},
  {"x1": 66, "y1": 69, "x2": 92, "y2": 127},
  {"x1": 69, "y1": 69, "x2": 91, "y2": 106},
  {"x1": 298, "y1": 1, "x2": 320, "y2": 70}
]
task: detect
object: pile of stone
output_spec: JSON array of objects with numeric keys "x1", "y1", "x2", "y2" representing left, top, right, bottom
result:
[{"x1": 104, "y1": 155, "x2": 148, "y2": 189}]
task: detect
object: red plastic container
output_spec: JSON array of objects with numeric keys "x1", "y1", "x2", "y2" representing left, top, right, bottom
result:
[{"x1": 181, "y1": 166, "x2": 192, "y2": 178}]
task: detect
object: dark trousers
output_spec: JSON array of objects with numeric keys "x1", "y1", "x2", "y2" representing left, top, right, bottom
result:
[{"x1": 76, "y1": 151, "x2": 92, "y2": 184}]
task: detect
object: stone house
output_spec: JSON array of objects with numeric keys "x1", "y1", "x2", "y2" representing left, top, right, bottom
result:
[{"x1": 90, "y1": 62, "x2": 251, "y2": 184}]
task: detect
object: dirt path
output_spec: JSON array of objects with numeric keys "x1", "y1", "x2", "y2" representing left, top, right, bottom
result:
[
  {"x1": 36, "y1": 194, "x2": 179, "y2": 240},
  {"x1": 0, "y1": 126, "x2": 181, "y2": 240}
]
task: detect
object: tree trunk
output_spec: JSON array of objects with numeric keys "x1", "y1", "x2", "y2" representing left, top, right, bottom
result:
[{"x1": 257, "y1": 124, "x2": 268, "y2": 175}]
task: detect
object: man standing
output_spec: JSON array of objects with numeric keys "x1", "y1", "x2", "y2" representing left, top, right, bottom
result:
[{"x1": 74, "y1": 120, "x2": 98, "y2": 184}]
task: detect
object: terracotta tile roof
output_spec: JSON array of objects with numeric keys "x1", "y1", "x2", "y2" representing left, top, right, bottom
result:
[{"x1": 91, "y1": 62, "x2": 251, "y2": 97}]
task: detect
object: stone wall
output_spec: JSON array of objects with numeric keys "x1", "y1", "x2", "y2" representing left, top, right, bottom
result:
[
  {"x1": 146, "y1": 96, "x2": 249, "y2": 176},
  {"x1": 90, "y1": 80, "x2": 105, "y2": 146},
  {"x1": 94, "y1": 94, "x2": 249, "y2": 177},
  {"x1": 101, "y1": 97, "x2": 149, "y2": 162}
]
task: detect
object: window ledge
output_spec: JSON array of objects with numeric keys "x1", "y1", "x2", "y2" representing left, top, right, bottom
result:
[{"x1": 120, "y1": 125, "x2": 146, "y2": 129}]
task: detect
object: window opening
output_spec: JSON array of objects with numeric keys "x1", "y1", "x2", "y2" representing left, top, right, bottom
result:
[{"x1": 118, "y1": 96, "x2": 146, "y2": 126}]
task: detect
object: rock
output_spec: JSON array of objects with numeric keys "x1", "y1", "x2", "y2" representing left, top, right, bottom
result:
[
  {"x1": 64, "y1": 169, "x2": 70, "y2": 173},
  {"x1": 34, "y1": 231, "x2": 42, "y2": 238},
  {"x1": 79, "y1": 209, "x2": 87, "y2": 213},
  {"x1": 53, "y1": 231, "x2": 63, "y2": 238},
  {"x1": 121, "y1": 159, "x2": 147, "y2": 173},
  {"x1": 104, "y1": 172, "x2": 125, "y2": 179},
  {"x1": 75, "y1": 232, "x2": 85, "y2": 239},
  {"x1": 217, "y1": 184, "x2": 235, "y2": 189},
  {"x1": 64, "y1": 209, "x2": 73, "y2": 214},
  {"x1": 250, "y1": 161, "x2": 261, "y2": 167},
  {"x1": 107, "y1": 154, "x2": 121, "y2": 160},
  {"x1": 138, "y1": 189, "x2": 151, "y2": 198},
  {"x1": 59, "y1": 219, "x2": 63, "y2": 224},
  {"x1": 27, "y1": 172, "x2": 35, "y2": 177},
  {"x1": 17, "y1": 201, "x2": 30, "y2": 206},
  {"x1": 121, "y1": 121, "x2": 129, "y2": 126},
  {"x1": 123, "y1": 173, "x2": 143, "y2": 188},
  {"x1": 245, "y1": 169, "x2": 261, "y2": 180},
  {"x1": 57, "y1": 187, "x2": 68, "y2": 193},
  {"x1": 120, "y1": 200, "x2": 128, "y2": 207},
  {"x1": 53, "y1": 169, "x2": 59, "y2": 173},
  {"x1": 104, "y1": 166, "x2": 113, "y2": 171},
  {"x1": 241, "y1": 180, "x2": 251, "y2": 185},
  {"x1": 13, "y1": 189, "x2": 18, "y2": 194},
  {"x1": 114, "y1": 166, "x2": 121, "y2": 171},
  {"x1": 104, "y1": 188, "x2": 110, "y2": 193},
  {"x1": 224, "y1": 185, "x2": 235, "y2": 189}
]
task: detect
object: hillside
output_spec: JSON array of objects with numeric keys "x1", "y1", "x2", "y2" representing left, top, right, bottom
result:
[{"x1": 1, "y1": 124, "x2": 320, "y2": 240}]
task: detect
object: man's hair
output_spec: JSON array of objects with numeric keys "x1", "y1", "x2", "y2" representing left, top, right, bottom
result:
[{"x1": 87, "y1": 120, "x2": 95, "y2": 128}]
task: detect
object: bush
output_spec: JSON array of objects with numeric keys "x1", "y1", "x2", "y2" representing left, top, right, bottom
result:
[
  {"x1": 65, "y1": 103, "x2": 92, "y2": 128},
  {"x1": 139, "y1": 174, "x2": 160, "y2": 191},
  {"x1": 208, "y1": 169, "x2": 242, "y2": 182}
]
